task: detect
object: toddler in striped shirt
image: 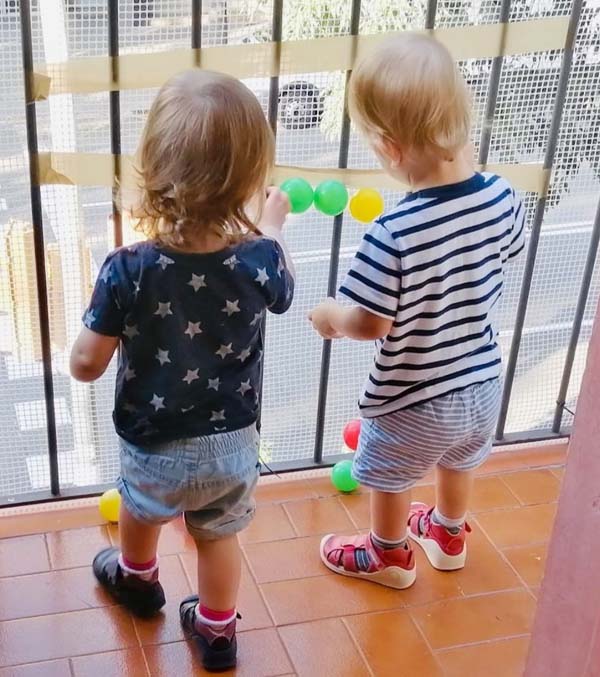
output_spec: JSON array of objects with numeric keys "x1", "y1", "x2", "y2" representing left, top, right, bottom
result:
[{"x1": 309, "y1": 33, "x2": 525, "y2": 588}]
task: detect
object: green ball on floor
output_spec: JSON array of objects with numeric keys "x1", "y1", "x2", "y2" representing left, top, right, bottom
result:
[{"x1": 331, "y1": 460, "x2": 360, "y2": 493}]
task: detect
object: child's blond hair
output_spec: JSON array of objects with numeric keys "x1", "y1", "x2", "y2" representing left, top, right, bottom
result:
[
  {"x1": 133, "y1": 70, "x2": 274, "y2": 247},
  {"x1": 349, "y1": 33, "x2": 471, "y2": 159}
]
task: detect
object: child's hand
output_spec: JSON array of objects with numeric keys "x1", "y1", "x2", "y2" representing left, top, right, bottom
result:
[
  {"x1": 308, "y1": 298, "x2": 344, "y2": 340},
  {"x1": 258, "y1": 186, "x2": 290, "y2": 233}
]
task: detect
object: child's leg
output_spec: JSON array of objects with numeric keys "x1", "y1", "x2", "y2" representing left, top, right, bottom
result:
[
  {"x1": 371, "y1": 488, "x2": 412, "y2": 542},
  {"x1": 119, "y1": 500, "x2": 162, "y2": 565},
  {"x1": 93, "y1": 501, "x2": 166, "y2": 616},
  {"x1": 435, "y1": 465, "x2": 474, "y2": 522},
  {"x1": 195, "y1": 534, "x2": 242, "y2": 612}
]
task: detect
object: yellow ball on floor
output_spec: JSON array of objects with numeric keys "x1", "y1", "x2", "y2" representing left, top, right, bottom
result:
[{"x1": 99, "y1": 488, "x2": 121, "y2": 523}]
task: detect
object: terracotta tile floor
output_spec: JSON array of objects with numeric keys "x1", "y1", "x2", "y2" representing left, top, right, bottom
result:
[{"x1": 0, "y1": 444, "x2": 566, "y2": 676}]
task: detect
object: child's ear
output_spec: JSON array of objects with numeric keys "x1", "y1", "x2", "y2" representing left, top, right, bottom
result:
[{"x1": 378, "y1": 135, "x2": 403, "y2": 168}]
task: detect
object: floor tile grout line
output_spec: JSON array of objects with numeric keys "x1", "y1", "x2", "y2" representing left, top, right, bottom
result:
[
  {"x1": 404, "y1": 607, "x2": 448, "y2": 675},
  {"x1": 433, "y1": 631, "x2": 531, "y2": 654},
  {"x1": 340, "y1": 616, "x2": 376, "y2": 677},
  {"x1": 497, "y1": 474, "x2": 529, "y2": 506},
  {"x1": 337, "y1": 495, "x2": 363, "y2": 530},
  {"x1": 43, "y1": 531, "x2": 53, "y2": 570},
  {"x1": 470, "y1": 514, "x2": 540, "y2": 602},
  {"x1": 274, "y1": 625, "x2": 301, "y2": 675},
  {"x1": 280, "y1": 502, "x2": 301, "y2": 538}
]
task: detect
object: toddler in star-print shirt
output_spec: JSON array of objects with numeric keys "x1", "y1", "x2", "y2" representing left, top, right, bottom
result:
[{"x1": 70, "y1": 70, "x2": 294, "y2": 671}]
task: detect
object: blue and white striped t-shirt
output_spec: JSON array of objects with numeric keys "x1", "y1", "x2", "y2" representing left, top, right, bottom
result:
[{"x1": 340, "y1": 172, "x2": 526, "y2": 417}]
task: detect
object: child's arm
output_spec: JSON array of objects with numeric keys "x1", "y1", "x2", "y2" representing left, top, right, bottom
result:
[
  {"x1": 70, "y1": 328, "x2": 119, "y2": 382},
  {"x1": 70, "y1": 250, "x2": 127, "y2": 382},
  {"x1": 309, "y1": 219, "x2": 401, "y2": 341},
  {"x1": 309, "y1": 297, "x2": 393, "y2": 340}
]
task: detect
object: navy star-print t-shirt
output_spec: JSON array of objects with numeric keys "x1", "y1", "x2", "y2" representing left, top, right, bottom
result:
[{"x1": 83, "y1": 236, "x2": 294, "y2": 445}]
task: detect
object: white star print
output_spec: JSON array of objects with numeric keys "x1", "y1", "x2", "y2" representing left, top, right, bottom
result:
[
  {"x1": 215, "y1": 344, "x2": 234, "y2": 359},
  {"x1": 210, "y1": 410, "x2": 226, "y2": 422},
  {"x1": 184, "y1": 321, "x2": 203, "y2": 339},
  {"x1": 150, "y1": 394, "x2": 165, "y2": 411},
  {"x1": 133, "y1": 281, "x2": 141, "y2": 297},
  {"x1": 124, "y1": 367, "x2": 136, "y2": 381},
  {"x1": 250, "y1": 311, "x2": 263, "y2": 327},
  {"x1": 237, "y1": 380, "x2": 252, "y2": 396},
  {"x1": 84, "y1": 310, "x2": 96, "y2": 326},
  {"x1": 154, "y1": 302, "x2": 173, "y2": 318},
  {"x1": 156, "y1": 348, "x2": 171, "y2": 366},
  {"x1": 157, "y1": 254, "x2": 175, "y2": 270},
  {"x1": 222, "y1": 299, "x2": 240, "y2": 316},
  {"x1": 182, "y1": 368, "x2": 200, "y2": 385},
  {"x1": 123, "y1": 324, "x2": 139, "y2": 340},
  {"x1": 100, "y1": 265, "x2": 111, "y2": 283},
  {"x1": 237, "y1": 347, "x2": 252, "y2": 363},
  {"x1": 207, "y1": 377, "x2": 220, "y2": 391},
  {"x1": 277, "y1": 259, "x2": 285, "y2": 276},
  {"x1": 223, "y1": 255, "x2": 238, "y2": 270},
  {"x1": 255, "y1": 268, "x2": 270, "y2": 286},
  {"x1": 188, "y1": 274, "x2": 207, "y2": 292}
]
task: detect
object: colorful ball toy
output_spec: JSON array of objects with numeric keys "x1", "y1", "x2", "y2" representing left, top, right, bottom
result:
[
  {"x1": 349, "y1": 188, "x2": 385, "y2": 223},
  {"x1": 313, "y1": 180, "x2": 349, "y2": 216},
  {"x1": 99, "y1": 488, "x2": 121, "y2": 523},
  {"x1": 343, "y1": 419, "x2": 361, "y2": 451},
  {"x1": 331, "y1": 460, "x2": 360, "y2": 493},
  {"x1": 281, "y1": 178, "x2": 383, "y2": 221},
  {"x1": 280, "y1": 177, "x2": 314, "y2": 214}
]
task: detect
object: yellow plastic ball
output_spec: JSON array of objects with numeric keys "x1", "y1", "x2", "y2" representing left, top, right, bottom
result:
[
  {"x1": 349, "y1": 188, "x2": 385, "y2": 223},
  {"x1": 99, "y1": 488, "x2": 121, "y2": 523}
]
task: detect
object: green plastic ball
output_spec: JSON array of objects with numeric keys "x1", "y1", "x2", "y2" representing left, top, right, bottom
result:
[
  {"x1": 331, "y1": 460, "x2": 360, "y2": 493},
  {"x1": 314, "y1": 180, "x2": 349, "y2": 216},
  {"x1": 280, "y1": 177, "x2": 314, "y2": 214}
]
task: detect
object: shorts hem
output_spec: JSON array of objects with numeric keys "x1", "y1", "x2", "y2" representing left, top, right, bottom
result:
[
  {"x1": 351, "y1": 468, "x2": 419, "y2": 493},
  {"x1": 117, "y1": 477, "x2": 176, "y2": 525},
  {"x1": 184, "y1": 507, "x2": 256, "y2": 541}
]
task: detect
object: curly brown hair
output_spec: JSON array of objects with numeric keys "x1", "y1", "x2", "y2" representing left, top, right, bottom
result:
[{"x1": 131, "y1": 69, "x2": 275, "y2": 248}]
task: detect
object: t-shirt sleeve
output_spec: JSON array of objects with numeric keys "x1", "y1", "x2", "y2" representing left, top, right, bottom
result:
[
  {"x1": 82, "y1": 252, "x2": 127, "y2": 337},
  {"x1": 339, "y1": 220, "x2": 402, "y2": 318},
  {"x1": 508, "y1": 190, "x2": 526, "y2": 261},
  {"x1": 259, "y1": 238, "x2": 295, "y2": 315}
]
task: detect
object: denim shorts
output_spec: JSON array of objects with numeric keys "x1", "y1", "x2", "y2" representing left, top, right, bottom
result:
[
  {"x1": 117, "y1": 424, "x2": 260, "y2": 540},
  {"x1": 353, "y1": 379, "x2": 502, "y2": 492}
]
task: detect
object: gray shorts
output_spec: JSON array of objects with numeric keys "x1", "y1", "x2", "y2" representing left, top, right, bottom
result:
[
  {"x1": 117, "y1": 424, "x2": 260, "y2": 540},
  {"x1": 353, "y1": 379, "x2": 502, "y2": 493}
]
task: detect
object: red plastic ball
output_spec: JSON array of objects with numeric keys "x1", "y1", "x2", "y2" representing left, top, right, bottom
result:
[{"x1": 343, "y1": 419, "x2": 361, "y2": 451}]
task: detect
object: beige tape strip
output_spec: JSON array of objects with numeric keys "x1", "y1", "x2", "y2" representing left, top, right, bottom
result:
[
  {"x1": 36, "y1": 152, "x2": 549, "y2": 195},
  {"x1": 32, "y1": 16, "x2": 569, "y2": 100}
]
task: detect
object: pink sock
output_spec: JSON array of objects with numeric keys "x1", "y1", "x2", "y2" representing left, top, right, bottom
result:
[
  {"x1": 118, "y1": 553, "x2": 158, "y2": 581},
  {"x1": 197, "y1": 604, "x2": 236, "y2": 625},
  {"x1": 122, "y1": 556, "x2": 157, "y2": 571}
]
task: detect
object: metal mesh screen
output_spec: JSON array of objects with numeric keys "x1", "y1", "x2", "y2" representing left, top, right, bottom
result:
[{"x1": 1, "y1": 0, "x2": 598, "y2": 502}]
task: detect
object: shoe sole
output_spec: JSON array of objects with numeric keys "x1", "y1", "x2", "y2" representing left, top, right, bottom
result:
[
  {"x1": 319, "y1": 535, "x2": 416, "y2": 590},
  {"x1": 408, "y1": 530, "x2": 467, "y2": 571}
]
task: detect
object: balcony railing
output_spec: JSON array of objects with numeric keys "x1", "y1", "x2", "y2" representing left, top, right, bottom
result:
[{"x1": 0, "y1": 0, "x2": 598, "y2": 506}]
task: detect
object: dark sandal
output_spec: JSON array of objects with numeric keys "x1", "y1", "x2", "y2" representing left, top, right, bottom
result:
[{"x1": 93, "y1": 547, "x2": 165, "y2": 617}]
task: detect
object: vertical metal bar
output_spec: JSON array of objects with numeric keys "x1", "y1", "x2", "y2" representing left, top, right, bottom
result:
[
  {"x1": 425, "y1": 0, "x2": 438, "y2": 29},
  {"x1": 256, "y1": 0, "x2": 283, "y2": 437},
  {"x1": 192, "y1": 0, "x2": 202, "y2": 64},
  {"x1": 496, "y1": 0, "x2": 585, "y2": 439},
  {"x1": 552, "y1": 196, "x2": 600, "y2": 432},
  {"x1": 312, "y1": 0, "x2": 363, "y2": 464},
  {"x1": 477, "y1": 0, "x2": 511, "y2": 166},
  {"x1": 108, "y1": 0, "x2": 122, "y2": 247},
  {"x1": 19, "y1": 0, "x2": 60, "y2": 496},
  {"x1": 267, "y1": 0, "x2": 283, "y2": 134}
]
